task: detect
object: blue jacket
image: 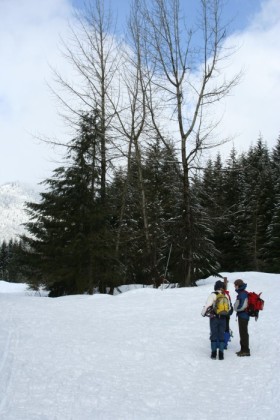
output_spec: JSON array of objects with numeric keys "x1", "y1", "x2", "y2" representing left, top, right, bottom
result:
[{"x1": 234, "y1": 284, "x2": 250, "y2": 320}]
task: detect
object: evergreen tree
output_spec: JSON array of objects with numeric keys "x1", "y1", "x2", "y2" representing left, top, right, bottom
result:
[
  {"x1": 0, "y1": 241, "x2": 9, "y2": 280},
  {"x1": 262, "y1": 135, "x2": 280, "y2": 271},
  {"x1": 219, "y1": 148, "x2": 244, "y2": 270},
  {"x1": 271, "y1": 135, "x2": 280, "y2": 181},
  {"x1": 270, "y1": 134, "x2": 280, "y2": 199},
  {"x1": 188, "y1": 174, "x2": 221, "y2": 281},
  {"x1": 263, "y1": 194, "x2": 280, "y2": 272},
  {"x1": 143, "y1": 139, "x2": 182, "y2": 282},
  {"x1": 108, "y1": 156, "x2": 146, "y2": 284},
  {"x1": 195, "y1": 155, "x2": 225, "y2": 273},
  {"x1": 108, "y1": 139, "x2": 183, "y2": 284},
  {"x1": 0, "y1": 239, "x2": 25, "y2": 282},
  {"x1": 236, "y1": 138, "x2": 274, "y2": 270},
  {"x1": 21, "y1": 111, "x2": 116, "y2": 296}
]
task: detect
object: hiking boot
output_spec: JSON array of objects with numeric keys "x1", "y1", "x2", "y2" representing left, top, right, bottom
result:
[
  {"x1": 237, "y1": 351, "x2": 250, "y2": 357},
  {"x1": 218, "y1": 351, "x2": 224, "y2": 360},
  {"x1": 235, "y1": 350, "x2": 242, "y2": 355},
  {"x1": 211, "y1": 351, "x2": 217, "y2": 359}
]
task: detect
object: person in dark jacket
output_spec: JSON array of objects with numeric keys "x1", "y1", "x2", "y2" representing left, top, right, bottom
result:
[
  {"x1": 234, "y1": 279, "x2": 250, "y2": 357},
  {"x1": 201, "y1": 280, "x2": 229, "y2": 360}
]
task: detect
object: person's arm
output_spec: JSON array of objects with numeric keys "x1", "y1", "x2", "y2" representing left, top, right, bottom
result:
[
  {"x1": 234, "y1": 292, "x2": 248, "y2": 312},
  {"x1": 234, "y1": 299, "x2": 240, "y2": 312},
  {"x1": 201, "y1": 293, "x2": 216, "y2": 316}
]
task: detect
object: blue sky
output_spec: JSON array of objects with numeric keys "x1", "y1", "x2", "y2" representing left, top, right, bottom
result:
[
  {"x1": 0, "y1": 0, "x2": 280, "y2": 186},
  {"x1": 70, "y1": 0, "x2": 264, "y2": 34}
]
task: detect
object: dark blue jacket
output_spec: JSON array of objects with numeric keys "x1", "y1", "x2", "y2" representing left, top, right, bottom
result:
[{"x1": 234, "y1": 284, "x2": 250, "y2": 320}]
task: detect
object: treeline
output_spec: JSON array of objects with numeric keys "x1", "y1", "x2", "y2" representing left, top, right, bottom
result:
[
  {"x1": 1, "y1": 126, "x2": 280, "y2": 295},
  {"x1": 0, "y1": 239, "x2": 25, "y2": 282},
  {"x1": 196, "y1": 137, "x2": 280, "y2": 273}
]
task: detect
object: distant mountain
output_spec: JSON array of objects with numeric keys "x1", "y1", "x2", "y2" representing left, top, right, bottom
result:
[{"x1": 0, "y1": 182, "x2": 40, "y2": 242}]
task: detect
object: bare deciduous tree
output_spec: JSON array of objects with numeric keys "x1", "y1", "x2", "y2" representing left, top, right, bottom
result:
[
  {"x1": 50, "y1": 0, "x2": 121, "y2": 202},
  {"x1": 48, "y1": 0, "x2": 240, "y2": 287},
  {"x1": 109, "y1": 2, "x2": 152, "y2": 263},
  {"x1": 132, "y1": 0, "x2": 240, "y2": 286}
]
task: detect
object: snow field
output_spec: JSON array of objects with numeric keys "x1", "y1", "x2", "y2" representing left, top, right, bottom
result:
[{"x1": 0, "y1": 272, "x2": 279, "y2": 419}]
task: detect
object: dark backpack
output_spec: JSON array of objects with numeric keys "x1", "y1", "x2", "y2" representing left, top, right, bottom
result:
[{"x1": 246, "y1": 291, "x2": 264, "y2": 320}]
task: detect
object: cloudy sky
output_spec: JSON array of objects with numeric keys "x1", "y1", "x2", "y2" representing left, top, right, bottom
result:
[{"x1": 0, "y1": 0, "x2": 280, "y2": 186}]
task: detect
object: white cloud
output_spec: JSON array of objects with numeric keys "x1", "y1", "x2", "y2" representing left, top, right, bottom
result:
[
  {"x1": 0, "y1": 0, "x2": 280, "y2": 186},
  {"x1": 214, "y1": 0, "x2": 280, "y2": 159},
  {"x1": 0, "y1": 0, "x2": 74, "y2": 185}
]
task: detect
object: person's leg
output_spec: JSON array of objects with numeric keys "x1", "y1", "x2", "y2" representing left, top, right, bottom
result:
[
  {"x1": 235, "y1": 317, "x2": 242, "y2": 355},
  {"x1": 225, "y1": 317, "x2": 230, "y2": 332},
  {"x1": 237, "y1": 317, "x2": 250, "y2": 356},
  {"x1": 210, "y1": 318, "x2": 218, "y2": 358},
  {"x1": 218, "y1": 318, "x2": 226, "y2": 359}
]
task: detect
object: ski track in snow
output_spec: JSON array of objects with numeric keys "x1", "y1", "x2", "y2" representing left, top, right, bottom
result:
[
  {"x1": 0, "y1": 272, "x2": 280, "y2": 419},
  {"x1": 0, "y1": 301, "x2": 15, "y2": 414}
]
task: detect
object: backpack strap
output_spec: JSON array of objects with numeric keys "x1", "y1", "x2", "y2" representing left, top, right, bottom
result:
[{"x1": 224, "y1": 290, "x2": 232, "y2": 302}]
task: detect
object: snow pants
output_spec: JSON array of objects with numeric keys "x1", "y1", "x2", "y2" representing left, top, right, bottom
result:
[{"x1": 210, "y1": 316, "x2": 226, "y2": 351}]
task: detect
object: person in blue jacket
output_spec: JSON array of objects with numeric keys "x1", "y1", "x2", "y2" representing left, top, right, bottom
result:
[{"x1": 234, "y1": 279, "x2": 250, "y2": 357}]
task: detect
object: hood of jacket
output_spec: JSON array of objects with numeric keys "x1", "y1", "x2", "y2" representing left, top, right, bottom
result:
[{"x1": 237, "y1": 283, "x2": 247, "y2": 292}]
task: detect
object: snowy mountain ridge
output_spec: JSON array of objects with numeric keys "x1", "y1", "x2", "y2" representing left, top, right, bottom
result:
[{"x1": 0, "y1": 182, "x2": 39, "y2": 242}]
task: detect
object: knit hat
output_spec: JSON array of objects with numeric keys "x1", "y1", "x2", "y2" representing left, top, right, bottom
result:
[{"x1": 214, "y1": 280, "x2": 225, "y2": 291}]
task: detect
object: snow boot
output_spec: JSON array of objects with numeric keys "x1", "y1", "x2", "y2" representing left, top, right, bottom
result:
[
  {"x1": 237, "y1": 351, "x2": 250, "y2": 357},
  {"x1": 211, "y1": 350, "x2": 217, "y2": 359},
  {"x1": 210, "y1": 341, "x2": 218, "y2": 359},
  {"x1": 218, "y1": 350, "x2": 224, "y2": 360}
]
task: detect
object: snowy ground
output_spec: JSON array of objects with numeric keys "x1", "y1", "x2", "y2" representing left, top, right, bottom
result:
[{"x1": 0, "y1": 272, "x2": 279, "y2": 420}]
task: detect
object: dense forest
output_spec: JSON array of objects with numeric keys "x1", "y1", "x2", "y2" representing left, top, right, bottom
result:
[
  {"x1": 1, "y1": 133, "x2": 280, "y2": 295},
  {"x1": 1, "y1": 0, "x2": 279, "y2": 296}
]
